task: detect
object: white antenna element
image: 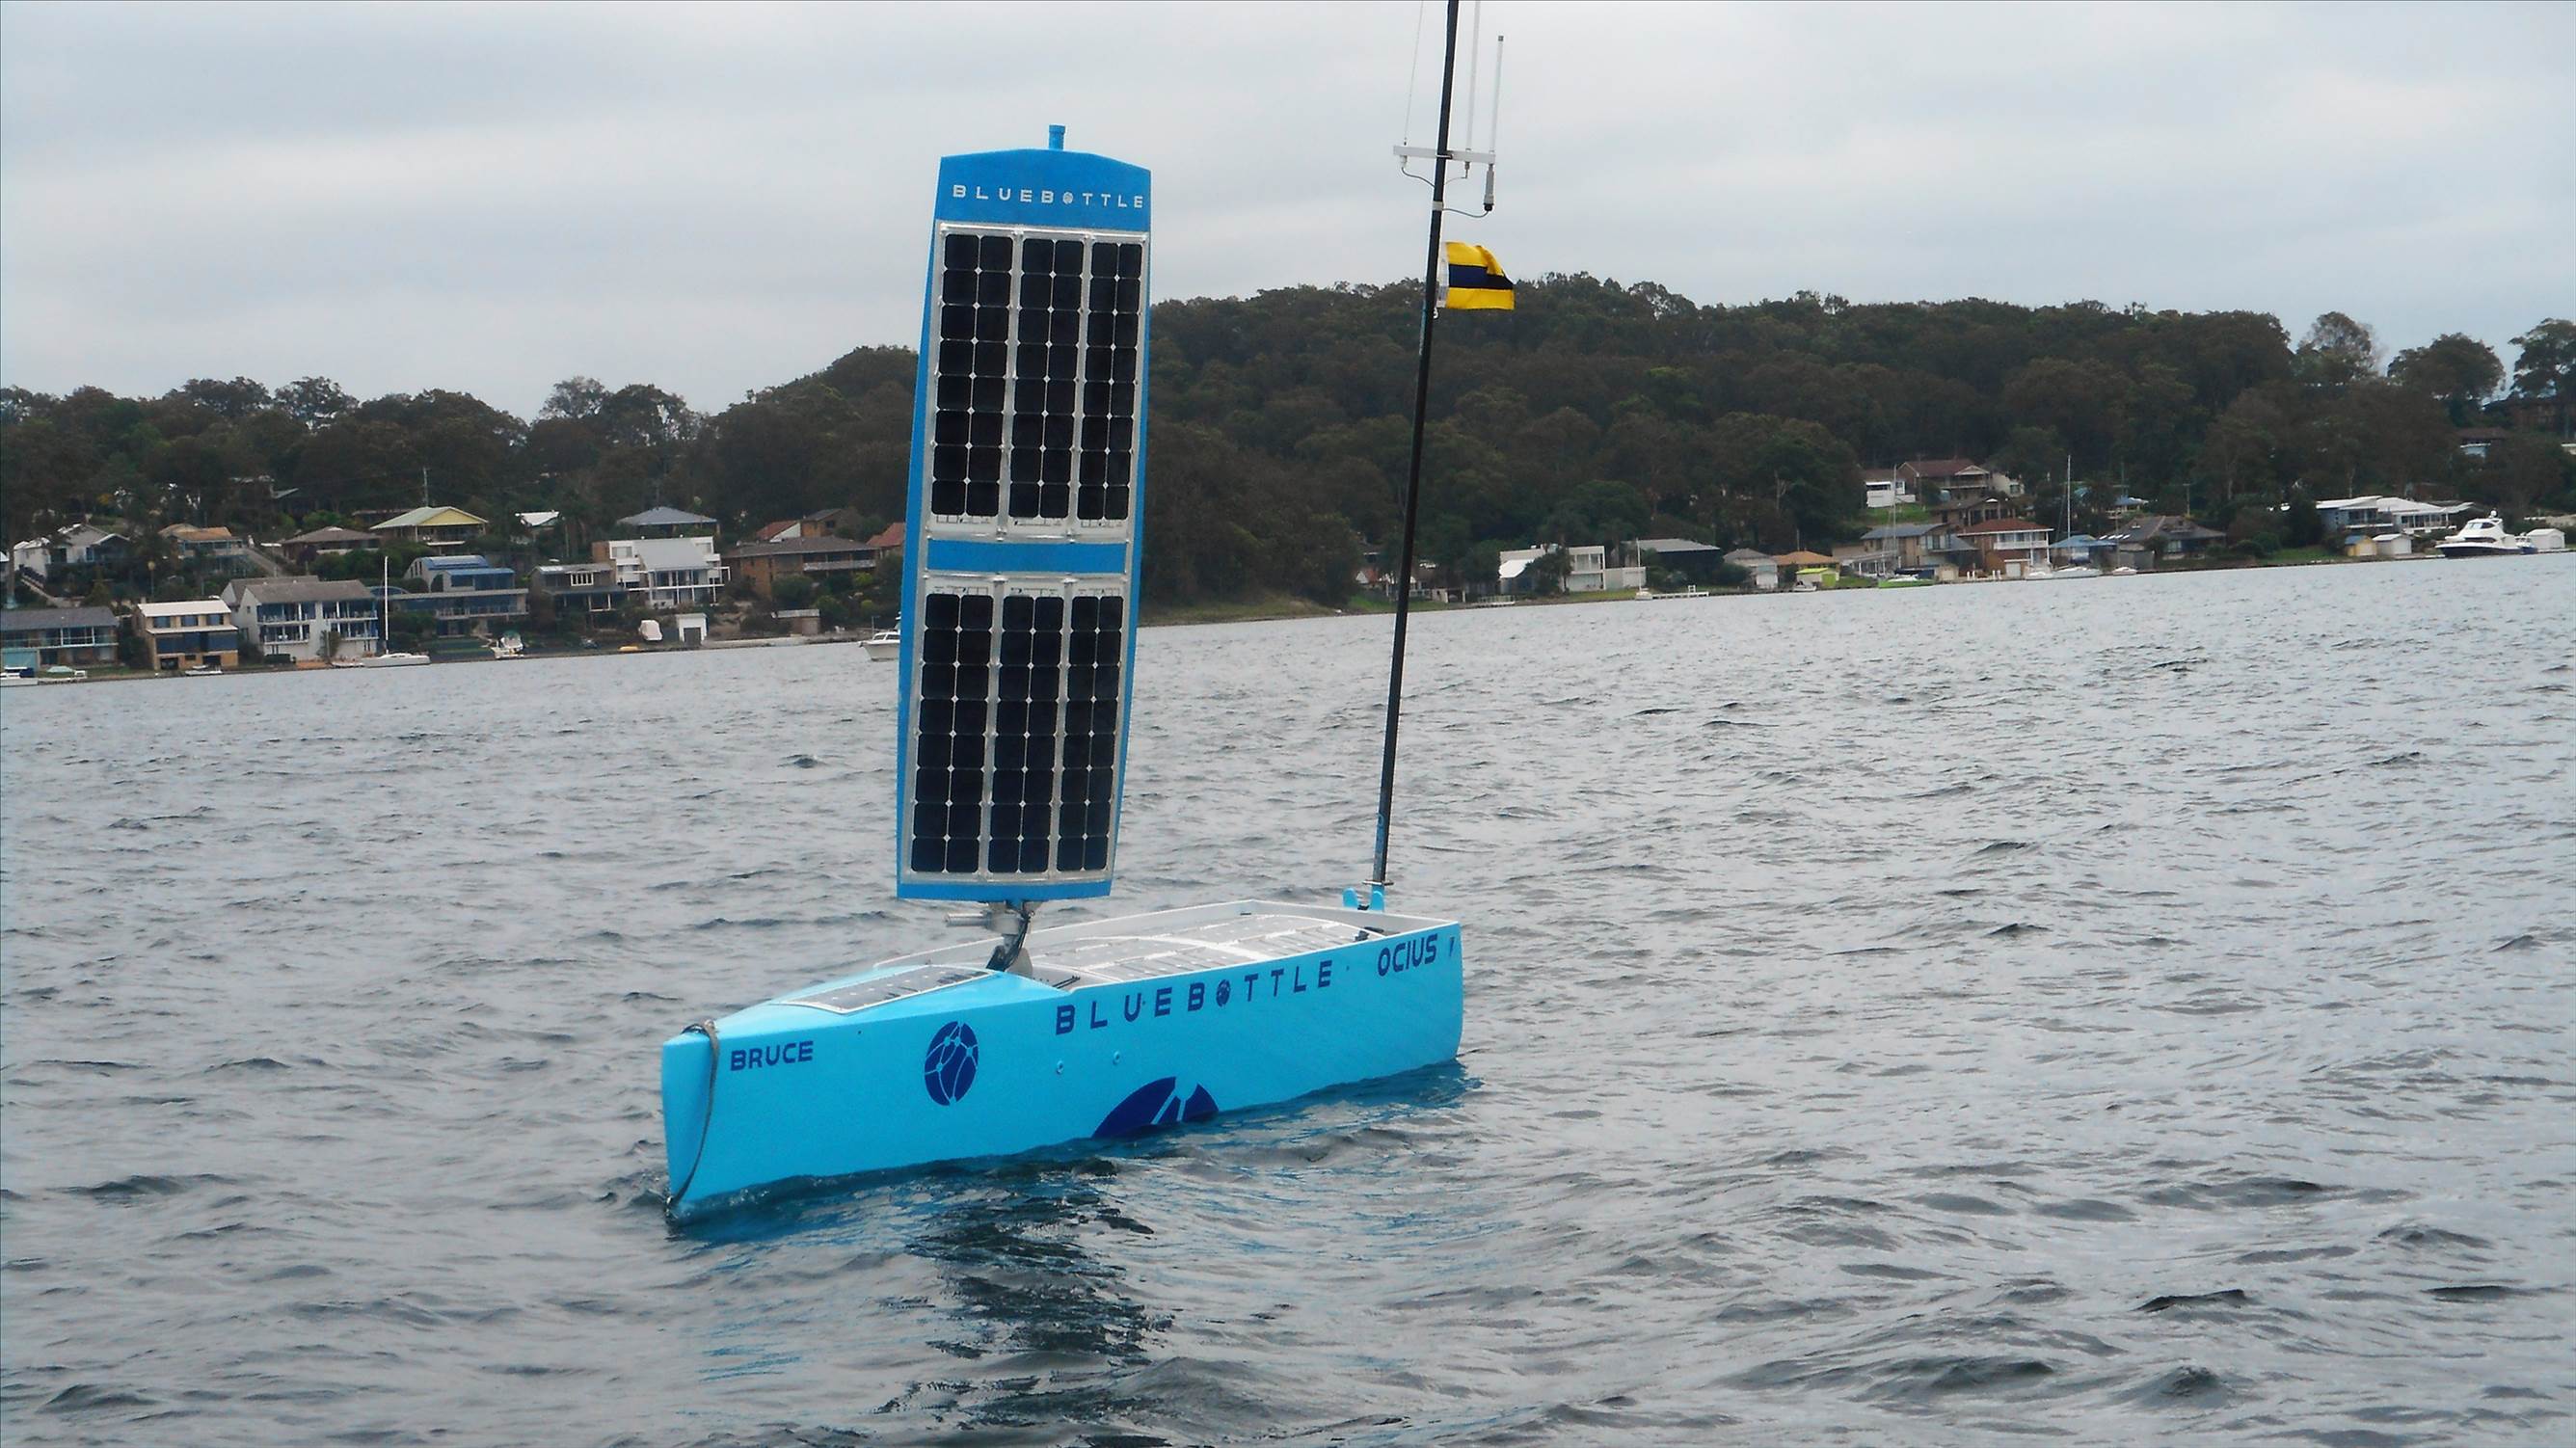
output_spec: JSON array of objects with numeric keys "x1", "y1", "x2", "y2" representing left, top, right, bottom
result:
[
  {"x1": 1389, "y1": 10, "x2": 1499, "y2": 213},
  {"x1": 1483, "y1": 35, "x2": 1506, "y2": 212},
  {"x1": 1462, "y1": 0, "x2": 1483, "y2": 187},
  {"x1": 1402, "y1": 0, "x2": 1427, "y2": 144}
]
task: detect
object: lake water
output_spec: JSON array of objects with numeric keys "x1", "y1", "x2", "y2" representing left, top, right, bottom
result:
[{"x1": 4, "y1": 558, "x2": 2572, "y2": 1446}]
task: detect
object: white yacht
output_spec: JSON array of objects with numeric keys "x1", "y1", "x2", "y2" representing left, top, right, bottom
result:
[
  {"x1": 2435, "y1": 515, "x2": 2532, "y2": 558},
  {"x1": 863, "y1": 628, "x2": 901, "y2": 661}
]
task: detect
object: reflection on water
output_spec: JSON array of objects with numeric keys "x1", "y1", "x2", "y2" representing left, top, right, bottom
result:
[{"x1": 4, "y1": 560, "x2": 2573, "y2": 1444}]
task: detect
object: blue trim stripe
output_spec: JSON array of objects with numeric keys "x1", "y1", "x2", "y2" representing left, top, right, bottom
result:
[
  {"x1": 895, "y1": 877, "x2": 1114, "y2": 902},
  {"x1": 924, "y1": 539, "x2": 1129, "y2": 576}
]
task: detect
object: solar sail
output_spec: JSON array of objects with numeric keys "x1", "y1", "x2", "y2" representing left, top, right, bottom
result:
[{"x1": 897, "y1": 140, "x2": 1150, "y2": 901}]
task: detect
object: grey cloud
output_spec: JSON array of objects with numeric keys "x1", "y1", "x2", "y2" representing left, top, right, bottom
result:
[{"x1": 4, "y1": 1, "x2": 2569, "y2": 417}]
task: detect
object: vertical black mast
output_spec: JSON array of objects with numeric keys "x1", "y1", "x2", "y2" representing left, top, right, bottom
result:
[{"x1": 1369, "y1": 0, "x2": 1463, "y2": 896}]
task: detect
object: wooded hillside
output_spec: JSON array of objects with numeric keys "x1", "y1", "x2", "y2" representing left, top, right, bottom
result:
[{"x1": 6, "y1": 281, "x2": 2568, "y2": 605}]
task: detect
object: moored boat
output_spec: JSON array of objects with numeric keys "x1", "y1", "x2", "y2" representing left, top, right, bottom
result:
[
  {"x1": 2435, "y1": 515, "x2": 2531, "y2": 558},
  {"x1": 861, "y1": 628, "x2": 900, "y2": 661}
]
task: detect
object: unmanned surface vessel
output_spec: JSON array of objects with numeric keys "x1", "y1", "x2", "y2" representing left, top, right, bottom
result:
[{"x1": 660, "y1": 128, "x2": 1467, "y2": 1220}]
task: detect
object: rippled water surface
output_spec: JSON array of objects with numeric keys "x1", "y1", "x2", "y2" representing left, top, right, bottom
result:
[{"x1": 5, "y1": 559, "x2": 2574, "y2": 1446}]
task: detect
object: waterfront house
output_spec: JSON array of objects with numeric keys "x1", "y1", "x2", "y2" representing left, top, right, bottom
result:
[
  {"x1": 161, "y1": 523, "x2": 254, "y2": 572},
  {"x1": 2052, "y1": 533, "x2": 2109, "y2": 565},
  {"x1": 1955, "y1": 518, "x2": 2053, "y2": 577},
  {"x1": 601, "y1": 536, "x2": 725, "y2": 610},
  {"x1": 1497, "y1": 544, "x2": 1559, "y2": 594},
  {"x1": 10, "y1": 523, "x2": 130, "y2": 583},
  {"x1": 276, "y1": 524, "x2": 379, "y2": 564},
  {"x1": 1564, "y1": 544, "x2": 1645, "y2": 593},
  {"x1": 1857, "y1": 522, "x2": 1968, "y2": 573},
  {"x1": 615, "y1": 505, "x2": 720, "y2": 538},
  {"x1": 373, "y1": 505, "x2": 488, "y2": 551},
  {"x1": 1722, "y1": 547, "x2": 1779, "y2": 590},
  {"x1": 1830, "y1": 544, "x2": 1900, "y2": 580},
  {"x1": 2104, "y1": 516, "x2": 2227, "y2": 571},
  {"x1": 1772, "y1": 550, "x2": 1837, "y2": 573},
  {"x1": 723, "y1": 535, "x2": 876, "y2": 599},
  {"x1": 1634, "y1": 537, "x2": 1728, "y2": 582},
  {"x1": 132, "y1": 599, "x2": 240, "y2": 671},
  {"x1": 534, "y1": 562, "x2": 628, "y2": 615},
  {"x1": 398, "y1": 555, "x2": 529, "y2": 636},
  {"x1": 2314, "y1": 496, "x2": 2475, "y2": 533},
  {"x1": 0, "y1": 605, "x2": 121, "y2": 669},
  {"x1": 224, "y1": 576, "x2": 382, "y2": 661}
]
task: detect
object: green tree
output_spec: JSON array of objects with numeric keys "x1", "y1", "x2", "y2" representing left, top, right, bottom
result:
[
  {"x1": 2387, "y1": 334, "x2": 2504, "y2": 421},
  {"x1": 2295, "y1": 311, "x2": 2379, "y2": 388},
  {"x1": 2508, "y1": 318, "x2": 2575, "y2": 436}
]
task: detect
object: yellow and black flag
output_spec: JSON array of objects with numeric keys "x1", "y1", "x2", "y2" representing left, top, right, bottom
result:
[{"x1": 1444, "y1": 241, "x2": 1515, "y2": 311}]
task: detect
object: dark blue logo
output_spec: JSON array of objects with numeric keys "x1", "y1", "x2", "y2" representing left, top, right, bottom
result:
[
  {"x1": 1093, "y1": 1077, "x2": 1218, "y2": 1138},
  {"x1": 924, "y1": 1021, "x2": 979, "y2": 1105}
]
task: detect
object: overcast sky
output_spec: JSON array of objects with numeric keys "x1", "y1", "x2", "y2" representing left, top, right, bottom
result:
[{"x1": 4, "y1": 1, "x2": 2569, "y2": 419}]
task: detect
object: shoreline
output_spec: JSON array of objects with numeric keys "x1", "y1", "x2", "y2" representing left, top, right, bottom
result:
[{"x1": 11, "y1": 550, "x2": 2553, "y2": 686}]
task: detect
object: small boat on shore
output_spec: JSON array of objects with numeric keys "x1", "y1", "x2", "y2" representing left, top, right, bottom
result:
[{"x1": 2436, "y1": 515, "x2": 2532, "y2": 558}]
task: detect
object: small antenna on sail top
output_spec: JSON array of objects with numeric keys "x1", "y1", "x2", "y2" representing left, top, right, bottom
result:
[
  {"x1": 1366, "y1": 0, "x2": 1504, "y2": 906},
  {"x1": 1392, "y1": 8, "x2": 1502, "y2": 215}
]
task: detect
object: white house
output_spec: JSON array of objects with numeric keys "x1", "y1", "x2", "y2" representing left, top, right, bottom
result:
[
  {"x1": 604, "y1": 536, "x2": 727, "y2": 610},
  {"x1": 1863, "y1": 469, "x2": 1918, "y2": 510},
  {"x1": 11, "y1": 523, "x2": 130, "y2": 582},
  {"x1": 224, "y1": 576, "x2": 382, "y2": 661},
  {"x1": 2315, "y1": 496, "x2": 2476, "y2": 532},
  {"x1": 1563, "y1": 544, "x2": 1646, "y2": 593},
  {"x1": 1497, "y1": 545, "x2": 1558, "y2": 592}
]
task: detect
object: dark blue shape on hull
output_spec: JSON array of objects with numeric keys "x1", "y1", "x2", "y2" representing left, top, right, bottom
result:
[
  {"x1": 1094, "y1": 1077, "x2": 1218, "y2": 1138},
  {"x1": 923, "y1": 1021, "x2": 979, "y2": 1105}
]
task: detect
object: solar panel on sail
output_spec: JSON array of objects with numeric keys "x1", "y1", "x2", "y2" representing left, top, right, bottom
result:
[
  {"x1": 903, "y1": 577, "x2": 1126, "y2": 887},
  {"x1": 927, "y1": 225, "x2": 1142, "y2": 535},
  {"x1": 900, "y1": 146, "x2": 1148, "y2": 902}
]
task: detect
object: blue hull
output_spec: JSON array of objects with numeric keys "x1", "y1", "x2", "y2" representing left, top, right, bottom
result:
[{"x1": 662, "y1": 900, "x2": 1462, "y2": 1219}]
